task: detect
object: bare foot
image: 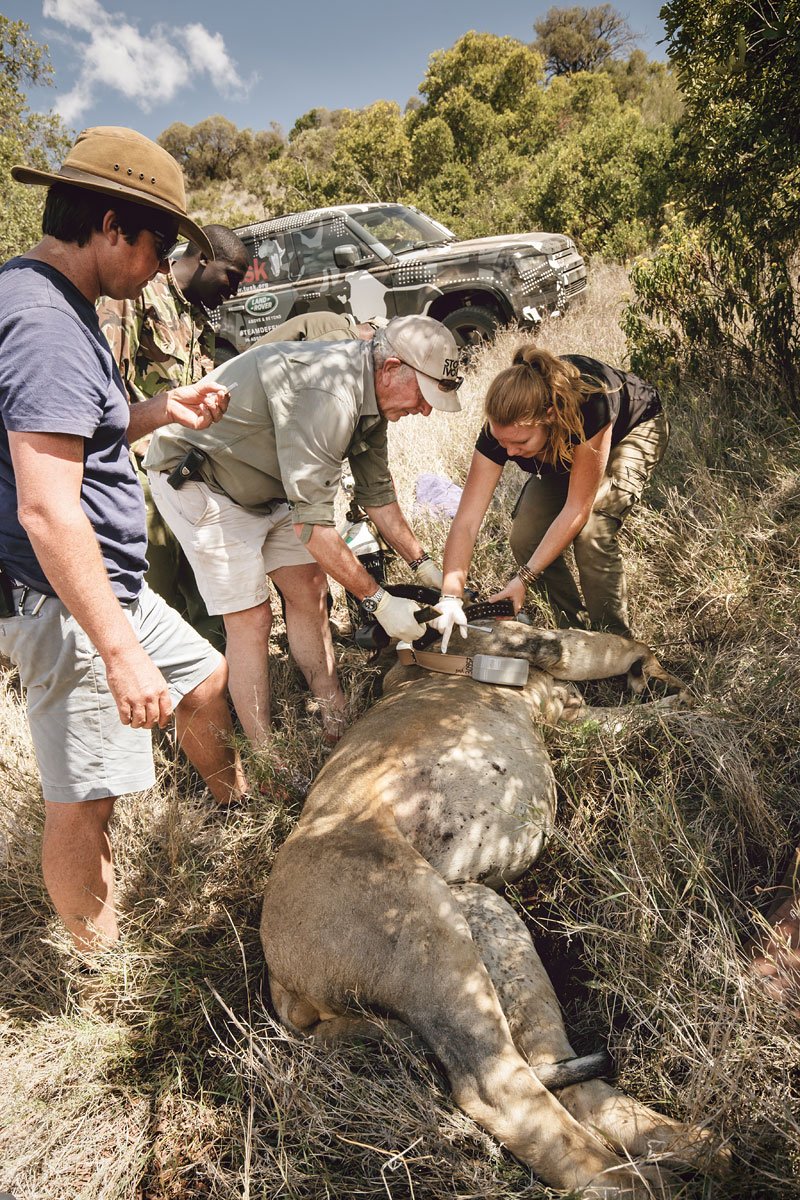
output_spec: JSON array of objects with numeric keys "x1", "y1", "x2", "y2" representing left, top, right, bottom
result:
[
  {"x1": 750, "y1": 894, "x2": 800, "y2": 1016},
  {"x1": 320, "y1": 707, "x2": 349, "y2": 745}
]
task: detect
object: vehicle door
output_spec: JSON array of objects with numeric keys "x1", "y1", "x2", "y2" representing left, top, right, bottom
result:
[
  {"x1": 290, "y1": 216, "x2": 396, "y2": 323},
  {"x1": 220, "y1": 231, "x2": 301, "y2": 350}
]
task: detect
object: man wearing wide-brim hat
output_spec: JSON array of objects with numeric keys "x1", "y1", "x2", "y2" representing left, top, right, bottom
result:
[{"x1": 0, "y1": 127, "x2": 247, "y2": 979}]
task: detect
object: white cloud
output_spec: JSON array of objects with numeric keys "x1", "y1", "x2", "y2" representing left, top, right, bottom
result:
[
  {"x1": 184, "y1": 24, "x2": 243, "y2": 96},
  {"x1": 42, "y1": 0, "x2": 251, "y2": 123},
  {"x1": 43, "y1": 0, "x2": 106, "y2": 33}
]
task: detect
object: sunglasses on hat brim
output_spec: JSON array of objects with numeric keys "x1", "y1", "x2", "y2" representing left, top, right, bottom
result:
[
  {"x1": 385, "y1": 332, "x2": 463, "y2": 393},
  {"x1": 417, "y1": 368, "x2": 463, "y2": 393}
]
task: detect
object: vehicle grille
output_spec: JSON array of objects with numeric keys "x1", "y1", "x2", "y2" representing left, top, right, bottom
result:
[
  {"x1": 518, "y1": 261, "x2": 558, "y2": 294},
  {"x1": 566, "y1": 277, "x2": 587, "y2": 298}
]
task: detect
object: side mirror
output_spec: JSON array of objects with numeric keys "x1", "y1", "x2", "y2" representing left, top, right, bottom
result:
[{"x1": 334, "y1": 243, "x2": 362, "y2": 269}]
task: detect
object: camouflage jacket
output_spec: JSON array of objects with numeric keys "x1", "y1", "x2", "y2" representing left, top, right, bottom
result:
[{"x1": 97, "y1": 271, "x2": 216, "y2": 405}]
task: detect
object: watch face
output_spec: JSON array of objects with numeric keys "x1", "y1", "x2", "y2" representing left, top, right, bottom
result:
[{"x1": 361, "y1": 588, "x2": 383, "y2": 614}]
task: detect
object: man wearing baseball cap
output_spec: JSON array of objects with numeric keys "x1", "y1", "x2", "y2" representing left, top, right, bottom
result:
[
  {"x1": 0, "y1": 127, "x2": 246, "y2": 975},
  {"x1": 144, "y1": 315, "x2": 463, "y2": 748}
]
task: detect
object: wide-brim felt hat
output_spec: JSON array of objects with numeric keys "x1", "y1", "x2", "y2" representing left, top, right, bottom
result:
[{"x1": 12, "y1": 126, "x2": 213, "y2": 259}]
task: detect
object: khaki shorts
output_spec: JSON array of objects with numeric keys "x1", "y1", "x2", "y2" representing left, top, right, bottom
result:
[
  {"x1": 148, "y1": 472, "x2": 315, "y2": 615},
  {"x1": 0, "y1": 582, "x2": 222, "y2": 804}
]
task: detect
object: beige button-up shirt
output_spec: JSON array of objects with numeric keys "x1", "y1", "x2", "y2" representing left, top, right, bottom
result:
[{"x1": 144, "y1": 339, "x2": 396, "y2": 529}]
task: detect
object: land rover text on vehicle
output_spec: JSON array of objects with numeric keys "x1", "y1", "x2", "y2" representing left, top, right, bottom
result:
[{"x1": 215, "y1": 203, "x2": 586, "y2": 356}]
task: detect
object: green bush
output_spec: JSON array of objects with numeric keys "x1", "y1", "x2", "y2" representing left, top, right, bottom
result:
[{"x1": 624, "y1": 0, "x2": 800, "y2": 406}]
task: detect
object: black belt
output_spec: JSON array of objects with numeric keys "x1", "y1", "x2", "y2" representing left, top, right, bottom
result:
[
  {"x1": 0, "y1": 565, "x2": 51, "y2": 618},
  {"x1": 12, "y1": 584, "x2": 50, "y2": 616}
]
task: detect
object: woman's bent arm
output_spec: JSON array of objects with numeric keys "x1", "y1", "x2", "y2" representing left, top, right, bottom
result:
[
  {"x1": 491, "y1": 425, "x2": 612, "y2": 611},
  {"x1": 441, "y1": 450, "x2": 504, "y2": 597}
]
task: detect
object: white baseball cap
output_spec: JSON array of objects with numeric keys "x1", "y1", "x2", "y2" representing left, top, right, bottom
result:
[{"x1": 384, "y1": 316, "x2": 463, "y2": 412}]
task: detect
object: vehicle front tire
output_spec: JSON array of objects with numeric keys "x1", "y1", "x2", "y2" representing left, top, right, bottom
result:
[
  {"x1": 214, "y1": 338, "x2": 239, "y2": 366},
  {"x1": 442, "y1": 305, "x2": 501, "y2": 347}
]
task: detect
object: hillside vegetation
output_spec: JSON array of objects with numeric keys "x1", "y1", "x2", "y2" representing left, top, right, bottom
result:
[
  {"x1": 168, "y1": 37, "x2": 681, "y2": 263},
  {"x1": 1, "y1": 266, "x2": 799, "y2": 1198},
  {"x1": 2, "y1": 2, "x2": 800, "y2": 1197}
]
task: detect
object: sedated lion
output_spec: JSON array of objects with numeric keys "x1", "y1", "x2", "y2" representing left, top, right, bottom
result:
[{"x1": 261, "y1": 624, "x2": 727, "y2": 1197}]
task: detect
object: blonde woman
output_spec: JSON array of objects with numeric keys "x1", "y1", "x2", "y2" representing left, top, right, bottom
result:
[{"x1": 433, "y1": 347, "x2": 669, "y2": 650}]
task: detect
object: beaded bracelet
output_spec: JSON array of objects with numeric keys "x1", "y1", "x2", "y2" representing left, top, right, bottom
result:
[
  {"x1": 409, "y1": 553, "x2": 431, "y2": 571},
  {"x1": 516, "y1": 563, "x2": 539, "y2": 589}
]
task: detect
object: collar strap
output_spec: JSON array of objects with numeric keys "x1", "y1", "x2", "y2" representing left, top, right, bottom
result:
[{"x1": 396, "y1": 645, "x2": 529, "y2": 687}]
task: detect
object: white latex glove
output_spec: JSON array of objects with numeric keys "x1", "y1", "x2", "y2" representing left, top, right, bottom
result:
[
  {"x1": 415, "y1": 557, "x2": 444, "y2": 590},
  {"x1": 374, "y1": 591, "x2": 426, "y2": 643},
  {"x1": 431, "y1": 596, "x2": 468, "y2": 654}
]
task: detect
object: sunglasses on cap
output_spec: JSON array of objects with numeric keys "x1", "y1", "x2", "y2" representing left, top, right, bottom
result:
[
  {"x1": 416, "y1": 367, "x2": 464, "y2": 393},
  {"x1": 384, "y1": 329, "x2": 464, "y2": 393}
]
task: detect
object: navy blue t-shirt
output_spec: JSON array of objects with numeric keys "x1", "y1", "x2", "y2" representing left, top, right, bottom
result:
[
  {"x1": 475, "y1": 355, "x2": 662, "y2": 476},
  {"x1": 0, "y1": 258, "x2": 147, "y2": 601}
]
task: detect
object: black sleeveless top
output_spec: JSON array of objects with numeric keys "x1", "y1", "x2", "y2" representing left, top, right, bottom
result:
[{"x1": 475, "y1": 355, "x2": 661, "y2": 477}]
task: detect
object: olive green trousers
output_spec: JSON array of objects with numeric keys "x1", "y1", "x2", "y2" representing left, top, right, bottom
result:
[{"x1": 509, "y1": 413, "x2": 669, "y2": 638}]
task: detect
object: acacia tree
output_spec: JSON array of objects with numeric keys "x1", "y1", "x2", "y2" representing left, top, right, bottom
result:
[
  {"x1": 533, "y1": 4, "x2": 638, "y2": 76},
  {"x1": 159, "y1": 116, "x2": 283, "y2": 187},
  {"x1": 0, "y1": 16, "x2": 70, "y2": 259},
  {"x1": 328, "y1": 101, "x2": 411, "y2": 202},
  {"x1": 624, "y1": 0, "x2": 800, "y2": 404}
]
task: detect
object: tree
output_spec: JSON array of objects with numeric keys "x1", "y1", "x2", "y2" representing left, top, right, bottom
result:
[
  {"x1": 624, "y1": 0, "x2": 800, "y2": 405},
  {"x1": 417, "y1": 31, "x2": 544, "y2": 111},
  {"x1": 409, "y1": 117, "x2": 456, "y2": 186},
  {"x1": 158, "y1": 116, "x2": 283, "y2": 188},
  {"x1": 288, "y1": 107, "x2": 351, "y2": 144},
  {"x1": 601, "y1": 51, "x2": 684, "y2": 126},
  {"x1": 663, "y1": 0, "x2": 800, "y2": 244},
  {"x1": 521, "y1": 74, "x2": 674, "y2": 258},
  {"x1": 533, "y1": 4, "x2": 638, "y2": 76},
  {"x1": 329, "y1": 101, "x2": 411, "y2": 202},
  {"x1": 0, "y1": 16, "x2": 70, "y2": 259}
]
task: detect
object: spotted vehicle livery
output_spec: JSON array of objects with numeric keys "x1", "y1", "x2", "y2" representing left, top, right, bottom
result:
[{"x1": 215, "y1": 203, "x2": 587, "y2": 355}]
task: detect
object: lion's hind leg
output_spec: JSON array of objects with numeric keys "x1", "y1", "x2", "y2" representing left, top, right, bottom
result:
[
  {"x1": 306, "y1": 1014, "x2": 425, "y2": 1051},
  {"x1": 626, "y1": 651, "x2": 693, "y2": 704},
  {"x1": 453, "y1": 883, "x2": 729, "y2": 1179}
]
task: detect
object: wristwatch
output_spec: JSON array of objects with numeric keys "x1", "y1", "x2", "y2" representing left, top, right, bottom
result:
[{"x1": 361, "y1": 585, "x2": 386, "y2": 614}]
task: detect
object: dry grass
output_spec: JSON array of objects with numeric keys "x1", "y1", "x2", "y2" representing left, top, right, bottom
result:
[{"x1": 2, "y1": 262, "x2": 799, "y2": 1198}]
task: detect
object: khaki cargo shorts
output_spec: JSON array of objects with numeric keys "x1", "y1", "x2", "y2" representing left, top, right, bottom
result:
[
  {"x1": 148, "y1": 472, "x2": 315, "y2": 615},
  {"x1": 0, "y1": 583, "x2": 222, "y2": 804}
]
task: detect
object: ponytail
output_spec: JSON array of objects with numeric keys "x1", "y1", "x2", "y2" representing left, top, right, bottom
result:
[{"x1": 484, "y1": 346, "x2": 598, "y2": 468}]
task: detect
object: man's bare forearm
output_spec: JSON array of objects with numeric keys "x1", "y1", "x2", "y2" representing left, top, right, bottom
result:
[
  {"x1": 21, "y1": 500, "x2": 174, "y2": 727},
  {"x1": 10, "y1": 429, "x2": 173, "y2": 727},
  {"x1": 297, "y1": 524, "x2": 383, "y2": 600},
  {"x1": 127, "y1": 380, "x2": 232, "y2": 443},
  {"x1": 127, "y1": 393, "x2": 171, "y2": 442},
  {"x1": 363, "y1": 501, "x2": 425, "y2": 564},
  {"x1": 19, "y1": 500, "x2": 141, "y2": 660}
]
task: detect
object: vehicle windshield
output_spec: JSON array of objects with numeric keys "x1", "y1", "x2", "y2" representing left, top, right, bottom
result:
[{"x1": 351, "y1": 205, "x2": 455, "y2": 253}]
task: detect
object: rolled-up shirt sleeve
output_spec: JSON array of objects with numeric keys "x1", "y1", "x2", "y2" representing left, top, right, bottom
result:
[
  {"x1": 271, "y1": 386, "x2": 353, "y2": 526},
  {"x1": 348, "y1": 419, "x2": 397, "y2": 510}
]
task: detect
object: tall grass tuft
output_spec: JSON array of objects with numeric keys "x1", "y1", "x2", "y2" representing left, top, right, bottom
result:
[{"x1": 1, "y1": 263, "x2": 798, "y2": 1198}]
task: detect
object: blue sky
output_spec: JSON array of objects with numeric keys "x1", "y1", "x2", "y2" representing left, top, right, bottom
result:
[{"x1": 11, "y1": 0, "x2": 670, "y2": 141}]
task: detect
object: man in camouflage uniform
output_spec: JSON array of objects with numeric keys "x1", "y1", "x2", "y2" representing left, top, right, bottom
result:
[
  {"x1": 98, "y1": 224, "x2": 249, "y2": 648},
  {"x1": 251, "y1": 311, "x2": 386, "y2": 347}
]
